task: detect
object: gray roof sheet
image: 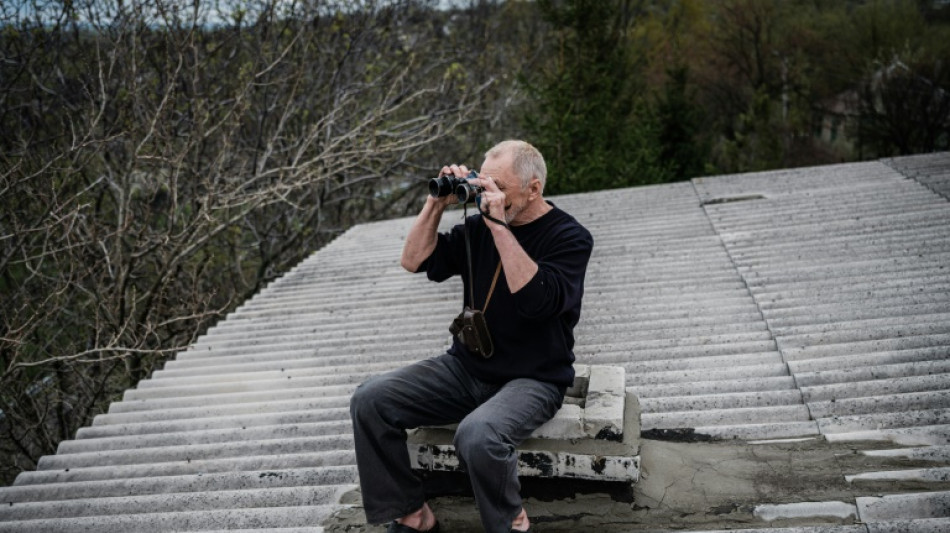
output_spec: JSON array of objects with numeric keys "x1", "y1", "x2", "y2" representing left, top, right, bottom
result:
[{"x1": 1, "y1": 153, "x2": 949, "y2": 532}]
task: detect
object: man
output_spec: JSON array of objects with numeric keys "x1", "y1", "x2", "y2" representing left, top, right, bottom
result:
[{"x1": 350, "y1": 140, "x2": 593, "y2": 533}]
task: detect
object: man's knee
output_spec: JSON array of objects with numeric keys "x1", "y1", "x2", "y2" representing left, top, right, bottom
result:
[
  {"x1": 454, "y1": 416, "x2": 507, "y2": 464},
  {"x1": 350, "y1": 377, "x2": 386, "y2": 422}
]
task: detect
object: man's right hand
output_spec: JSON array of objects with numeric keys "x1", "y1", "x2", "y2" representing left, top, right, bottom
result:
[
  {"x1": 433, "y1": 163, "x2": 472, "y2": 208},
  {"x1": 402, "y1": 164, "x2": 467, "y2": 272}
]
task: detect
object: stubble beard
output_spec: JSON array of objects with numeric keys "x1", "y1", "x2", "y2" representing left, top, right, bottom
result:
[{"x1": 504, "y1": 204, "x2": 521, "y2": 225}]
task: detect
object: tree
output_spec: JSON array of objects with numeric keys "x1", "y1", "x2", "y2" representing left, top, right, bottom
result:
[
  {"x1": 521, "y1": 0, "x2": 671, "y2": 194},
  {"x1": 857, "y1": 58, "x2": 950, "y2": 156},
  {"x1": 0, "y1": 0, "x2": 497, "y2": 484},
  {"x1": 655, "y1": 66, "x2": 708, "y2": 179},
  {"x1": 846, "y1": 0, "x2": 950, "y2": 156}
]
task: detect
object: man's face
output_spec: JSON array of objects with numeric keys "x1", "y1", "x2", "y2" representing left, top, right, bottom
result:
[{"x1": 480, "y1": 153, "x2": 529, "y2": 224}]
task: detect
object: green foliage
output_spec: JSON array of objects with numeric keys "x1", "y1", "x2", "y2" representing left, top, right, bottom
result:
[
  {"x1": 655, "y1": 66, "x2": 708, "y2": 179},
  {"x1": 716, "y1": 86, "x2": 786, "y2": 173},
  {"x1": 522, "y1": 0, "x2": 673, "y2": 194}
]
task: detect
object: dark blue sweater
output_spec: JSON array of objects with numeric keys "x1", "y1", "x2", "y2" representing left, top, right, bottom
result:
[{"x1": 419, "y1": 203, "x2": 593, "y2": 387}]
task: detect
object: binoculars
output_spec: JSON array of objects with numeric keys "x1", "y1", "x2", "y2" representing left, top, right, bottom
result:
[{"x1": 428, "y1": 170, "x2": 483, "y2": 204}]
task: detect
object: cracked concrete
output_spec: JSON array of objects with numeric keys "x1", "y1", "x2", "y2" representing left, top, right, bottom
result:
[{"x1": 323, "y1": 437, "x2": 950, "y2": 532}]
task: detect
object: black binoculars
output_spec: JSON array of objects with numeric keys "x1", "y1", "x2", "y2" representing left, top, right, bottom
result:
[{"x1": 429, "y1": 170, "x2": 483, "y2": 204}]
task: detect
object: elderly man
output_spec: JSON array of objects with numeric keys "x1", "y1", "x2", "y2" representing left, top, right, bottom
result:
[{"x1": 350, "y1": 140, "x2": 593, "y2": 533}]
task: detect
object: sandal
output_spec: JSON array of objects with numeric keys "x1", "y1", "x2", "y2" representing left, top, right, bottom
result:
[{"x1": 386, "y1": 520, "x2": 440, "y2": 533}]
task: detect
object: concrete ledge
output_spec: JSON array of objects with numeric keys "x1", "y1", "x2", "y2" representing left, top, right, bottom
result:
[{"x1": 407, "y1": 366, "x2": 640, "y2": 482}]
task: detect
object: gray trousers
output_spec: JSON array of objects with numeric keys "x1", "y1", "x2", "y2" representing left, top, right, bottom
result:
[{"x1": 349, "y1": 353, "x2": 563, "y2": 533}]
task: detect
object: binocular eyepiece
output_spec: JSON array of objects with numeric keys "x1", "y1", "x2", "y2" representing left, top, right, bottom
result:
[{"x1": 429, "y1": 170, "x2": 483, "y2": 205}]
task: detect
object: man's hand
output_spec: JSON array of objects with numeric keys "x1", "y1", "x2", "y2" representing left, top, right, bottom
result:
[
  {"x1": 401, "y1": 163, "x2": 473, "y2": 273},
  {"x1": 474, "y1": 174, "x2": 508, "y2": 225},
  {"x1": 437, "y1": 163, "x2": 471, "y2": 207}
]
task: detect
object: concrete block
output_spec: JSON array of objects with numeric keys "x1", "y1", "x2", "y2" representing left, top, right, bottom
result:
[
  {"x1": 412, "y1": 365, "x2": 630, "y2": 443},
  {"x1": 583, "y1": 365, "x2": 626, "y2": 440},
  {"x1": 530, "y1": 404, "x2": 586, "y2": 440},
  {"x1": 409, "y1": 441, "x2": 639, "y2": 482},
  {"x1": 407, "y1": 374, "x2": 640, "y2": 482}
]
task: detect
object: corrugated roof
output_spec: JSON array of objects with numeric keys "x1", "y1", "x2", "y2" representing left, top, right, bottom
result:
[{"x1": 1, "y1": 153, "x2": 948, "y2": 532}]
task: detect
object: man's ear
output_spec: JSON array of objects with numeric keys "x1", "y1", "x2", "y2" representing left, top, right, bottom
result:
[{"x1": 528, "y1": 178, "x2": 542, "y2": 200}]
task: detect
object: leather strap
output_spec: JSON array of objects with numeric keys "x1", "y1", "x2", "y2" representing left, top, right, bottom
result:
[
  {"x1": 462, "y1": 202, "x2": 503, "y2": 314},
  {"x1": 482, "y1": 261, "x2": 502, "y2": 314},
  {"x1": 463, "y1": 203, "x2": 476, "y2": 310}
]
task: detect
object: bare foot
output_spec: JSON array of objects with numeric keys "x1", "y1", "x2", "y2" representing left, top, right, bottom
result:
[
  {"x1": 395, "y1": 502, "x2": 437, "y2": 531},
  {"x1": 511, "y1": 507, "x2": 530, "y2": 532}
]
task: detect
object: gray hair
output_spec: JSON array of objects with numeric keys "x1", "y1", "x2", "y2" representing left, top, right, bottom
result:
[{"x1": 485, "y1": 140, "x2": 547, "y2": 192}]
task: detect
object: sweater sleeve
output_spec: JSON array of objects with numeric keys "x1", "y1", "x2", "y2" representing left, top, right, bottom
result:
[
  {"x1": 416, "y1": 218, "x2": 469, "y2": 282},
  {"x1": 512, "y1": 224, "x2": 593, "y2": 320}
]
